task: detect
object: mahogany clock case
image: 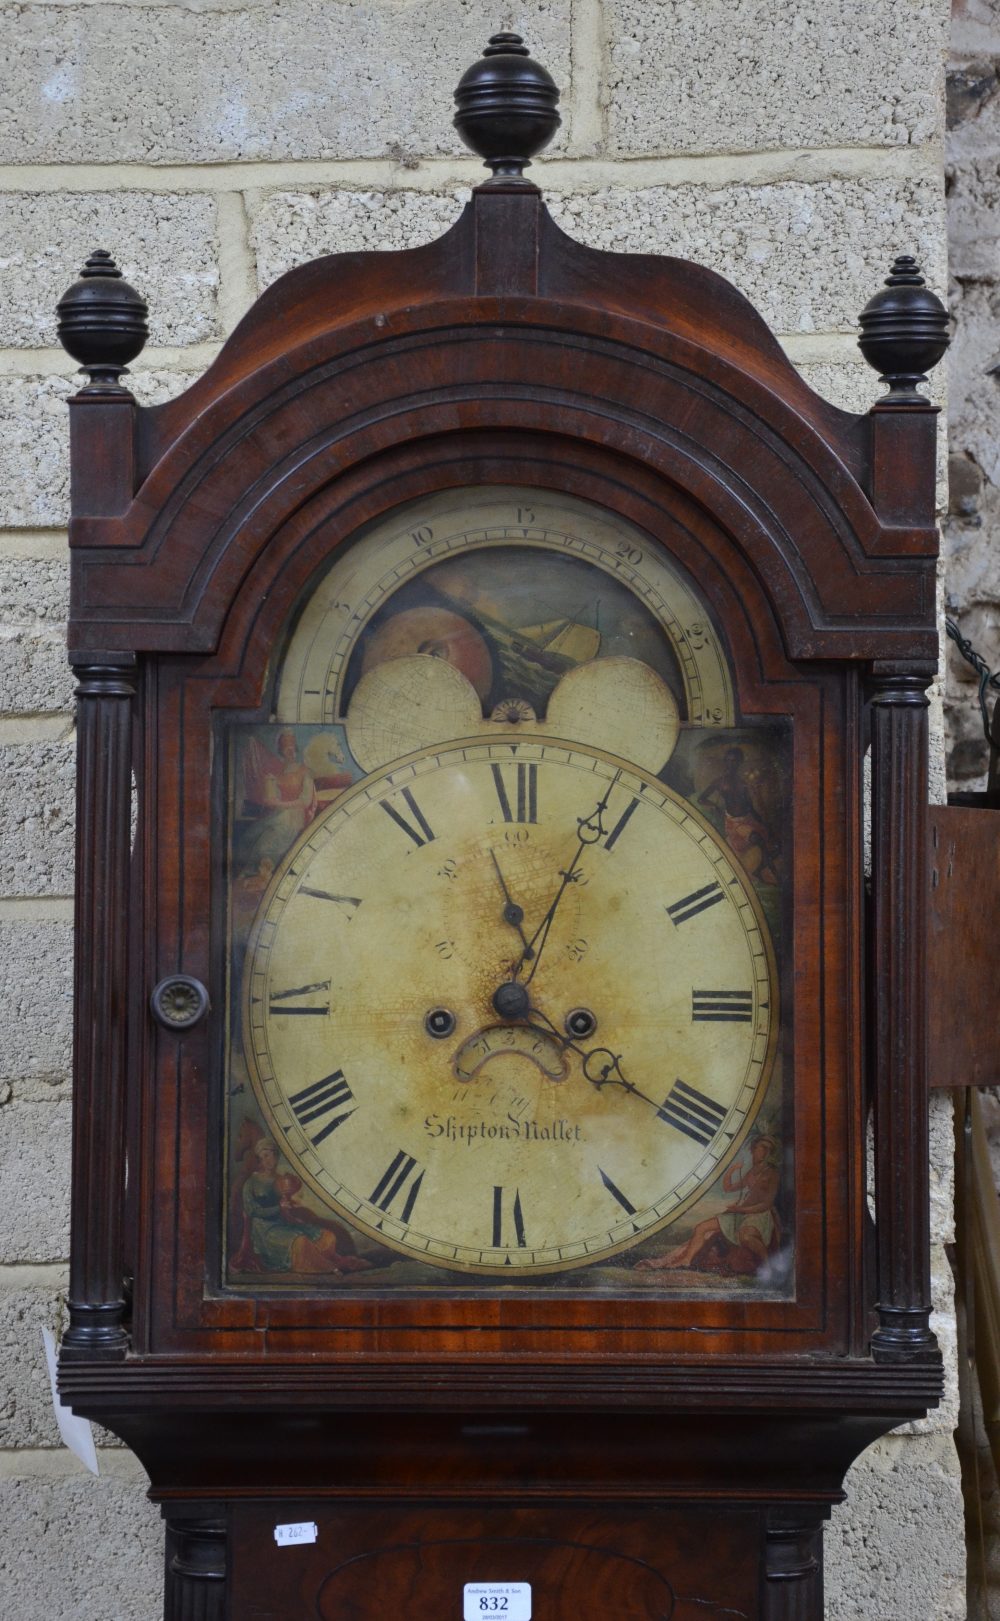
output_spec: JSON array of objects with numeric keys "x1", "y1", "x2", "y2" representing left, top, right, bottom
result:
[
  {"x1": 55, "y1": 66, "x2": 945, "y2": 1614},
  {"x1": 126, "y1": 384, "x2": 843, "y2": 1355},
  {"x1": 62, "y1": 186, "x2": 940, "y2": 1374}
]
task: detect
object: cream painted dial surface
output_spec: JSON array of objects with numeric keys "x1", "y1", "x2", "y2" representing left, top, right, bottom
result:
[
  {"x1": 275, "y1": 486, "x2": 734, "y2": 728},
  {"x1": 241, "y1": 737, "x2": 777, "y2": 1275}
]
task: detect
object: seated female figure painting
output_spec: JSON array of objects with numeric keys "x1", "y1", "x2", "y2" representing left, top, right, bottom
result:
[
  {"x1": 638, "y1": 1136, "x2": 782, "y2": 1277},
  {"x1": 232, "y1": 1131, "x2": 371, "y2": 1279}
]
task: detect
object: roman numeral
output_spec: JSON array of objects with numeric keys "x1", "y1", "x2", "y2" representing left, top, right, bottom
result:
[
  {"x1": 369, "y1": 1151, "x2": 424, "y2": 1220},
  {"x1": 269, "y1": 980, "x2": 330, "y2": 1016},
  {"x1": 492, "y1": 1185, "x2": 527, "y2": 1248},
  {"x1": 491, "y1": 762, "x2": 538, "y2": 823},
  {"x1": 299, "y1": 886, "x2": 362, "y2": 917},
  {"x1": 657, "y1": 1079, "x2": 728, "y2": 1146},
  {"x1": 691, "y1": 989, "x2": 753, "y2": 1022},
  {"x1": 598, "y1": 1166, "x2": 637, "y2": 1216},
  {"x1": 288, "y1": 1071, "x2": 355, "y2": 1145},
  {"x1": 666, "y1": 881, "x2": 725, "y2": 925},
  {"x1": 603, "y1": 797, "x2": 639, "y2": 851},
  {"x1": 379, "y1": 786, "x2": 435, "y2": 847}
]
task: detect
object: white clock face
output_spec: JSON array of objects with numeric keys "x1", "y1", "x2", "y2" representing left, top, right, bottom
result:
[{"x1": 240, "y1": 738, "x2": 777, "y2": 1275}]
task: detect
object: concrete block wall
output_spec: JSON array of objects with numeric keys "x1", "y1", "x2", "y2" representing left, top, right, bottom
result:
[
  {"x1": 0, "y1": 3, "x2": 964, "y2": 1617},
  {"x1": 943, "y1": 0, "x2": 1000, "y2": 788}
]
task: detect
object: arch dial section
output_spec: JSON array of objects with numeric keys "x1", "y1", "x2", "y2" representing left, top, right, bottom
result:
[{"x1": 275, "y1": 487, "x2": 734, "y2": 730}]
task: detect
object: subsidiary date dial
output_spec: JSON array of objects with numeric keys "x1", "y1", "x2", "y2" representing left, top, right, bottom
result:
[{"x1": 241, "y1": 738, "x2": 777, "y2": 1275}]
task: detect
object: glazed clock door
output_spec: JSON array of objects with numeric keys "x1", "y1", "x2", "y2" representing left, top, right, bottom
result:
[{"x1": 222, "y1": 486, "x2": 792, "y2": 1300}]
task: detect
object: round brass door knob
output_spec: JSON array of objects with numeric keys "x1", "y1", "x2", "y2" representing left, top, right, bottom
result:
[{"x1": 150, "y1": 975, "x2": 210, "y2": 1031}]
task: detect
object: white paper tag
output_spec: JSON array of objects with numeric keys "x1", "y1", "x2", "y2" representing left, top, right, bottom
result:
[
  {"x1": 463, "y1": 1582, "x2": 531, "y2": 1620},
  {"x1": 273, "y1": 1520, "x2": 318, "y2": 1547},
  {"x1": 42, "y1": 1328, "x2": 99, "y2": 1476}
]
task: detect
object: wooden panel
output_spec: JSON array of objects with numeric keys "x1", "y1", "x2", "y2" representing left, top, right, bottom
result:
[
  {"x1": 228, "y1": 1503, "x2": 760, "y2": 1621},
  {"x1": 928, "y1": 804, "x2": 1000, "y2": 1089}
]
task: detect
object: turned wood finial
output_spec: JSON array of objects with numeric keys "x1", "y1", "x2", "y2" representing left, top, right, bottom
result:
[
  {"x1": 55, "y1": 249, "x2": 149, "y2": 389},
  {"x1": 858, "y1": 255, "x2": 950, "y2": 403},
  {"x1": 454, "y1": 32, "x2": 561, "y2": 180}
]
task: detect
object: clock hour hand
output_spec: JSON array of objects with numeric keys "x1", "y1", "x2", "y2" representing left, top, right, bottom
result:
[
  {"x1": 526, "y1": 1005, "x2": 664, "y2": 1116},
  {"x1": 488, "y1": 847, "x2": 534, "y2": 961},
  {"x1": 579, "y1": 1047, "x2": 663, "y2": 1114}
]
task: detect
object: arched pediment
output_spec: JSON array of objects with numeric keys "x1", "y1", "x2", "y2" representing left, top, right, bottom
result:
[{"x1": 68, "y1": 196, "x2": 937, "y2": 666}]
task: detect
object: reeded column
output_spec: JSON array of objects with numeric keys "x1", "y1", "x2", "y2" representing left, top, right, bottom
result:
[
  {"x1": 163, "y1": 1518, "x2": 227, "y2": 1621},
  {"x1": 61, "y1": 660, "x2": 136, "y2": 1360},
  {"x1": 868, "y1": 662, "x2": 937, "y2": 1362},
  {"x1": 762, "y1": 1507, "x2": 826, "y2": 1620}
]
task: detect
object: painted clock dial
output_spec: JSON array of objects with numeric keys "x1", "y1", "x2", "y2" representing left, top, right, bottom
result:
[
  {"x1": 224, "y1": 486, "x2": 790, "y2": 1294},
  {"x1": 240, "y1": 739, "x2": 777, "y2": 1274}
]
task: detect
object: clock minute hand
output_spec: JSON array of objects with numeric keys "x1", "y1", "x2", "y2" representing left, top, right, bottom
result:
[
  {"x1": 517, "y1": 865, "x2": 578, "y2": 987},
  {"x1": 515, "y1": 774, "x2": 620, "y2": 986}
]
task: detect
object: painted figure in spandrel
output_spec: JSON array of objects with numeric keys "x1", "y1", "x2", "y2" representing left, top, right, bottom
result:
[{"x1": 637, "y1": 1137, "x2": 781, "y2": 1274}]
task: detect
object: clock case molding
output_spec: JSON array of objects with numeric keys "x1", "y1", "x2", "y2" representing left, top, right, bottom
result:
[{"x1": 56, "y1": 37, "x2": 949, "y2": 1620}]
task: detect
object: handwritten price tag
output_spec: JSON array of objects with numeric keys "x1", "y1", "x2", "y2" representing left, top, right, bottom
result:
[{"x1": 463, "y1": 1583, "x2": 531, "y2": 1620}]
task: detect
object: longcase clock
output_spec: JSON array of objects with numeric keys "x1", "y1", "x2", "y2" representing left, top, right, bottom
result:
[{"x1": 55, "y1": 34, "x2": 950, "y2": 1621}]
